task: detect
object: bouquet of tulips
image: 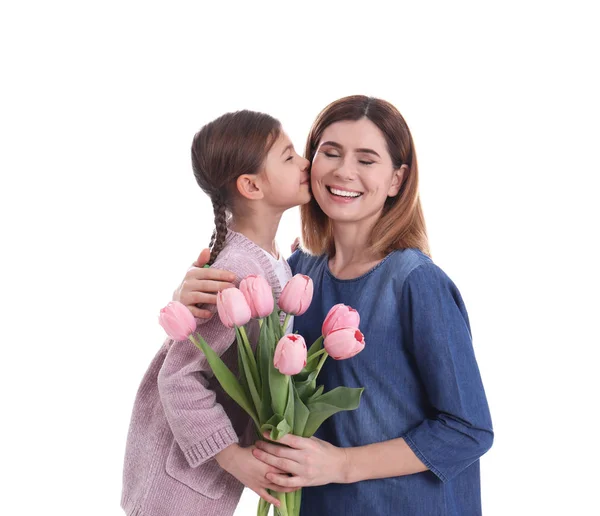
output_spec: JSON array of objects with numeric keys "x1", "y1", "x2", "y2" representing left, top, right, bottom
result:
[{"x1": 159, "y1": 274, "x2": 365, "y2": 516}]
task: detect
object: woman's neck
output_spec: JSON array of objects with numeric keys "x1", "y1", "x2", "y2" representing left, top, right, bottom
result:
[
  {"x1": 230, "y1": 213, "x2": 282, "y2": 258},
  {"x1": 329, "y1": 220, "x2": 383, "y2": 279}
]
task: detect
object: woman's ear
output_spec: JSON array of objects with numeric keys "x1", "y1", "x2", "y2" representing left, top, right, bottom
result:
[
  {"x1": 236, "y1": 174, "x2": 264, "y2": 200},
  {"x1": 388, "y1": 164, "x2": 408, "y2": 197}
]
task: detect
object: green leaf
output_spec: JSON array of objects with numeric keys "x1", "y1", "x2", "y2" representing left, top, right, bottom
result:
[
  {"x1": 292, "y1": 382, "x2": 310, "y2": 436},
  {"x1": 303, "y1": 386, "x2": 364, "y2": 437},
  {"x1": 269, "y1": 308, "x2": 283, "y2": 341},
  {"x1": 293, "y1": 369, "x2": 311, "y2": 383},
  {"x1": 306, "y1": 385, "x2": 324, "y2": 404},
  {"x1": 260, "y1": 413, "x2": 283, "y2": 433},
  {"x1": 307, "y1": 335, "x2": 324, "y2": 359},
  {"x1": 292, "y1": 336, "x2": 325, "y2": 386},
  {"x1": 235, "y1": 329, "x2": 262, "y2": 420},
  {"x1": 189, "y1": 334, "x2": 259, "y2": 428},
  {"x1": 237, "y1": 339, "x2": 251, "y2": 403},
  {"x1": 267, "y1": 320, "x2": 289, "y2": 416},
  {"x1": 260, "y1": 413, "x2": 292, "y2": 441},
  {"x1": 269, "y1": 369, "x2": 289, "y2": 419},
  {"x1": 255, "y1": 321, "x2": 263, "y2": 375},
  {"x1": 257, "y1": 316, "x2": 274, "y2": 424},
  {"x1": 283, "y1": 377, "x2": 295, "y2": 433},
  {"x1": 294, "y1": 369, "x2": 319, "y2": 403},
  {"x1": 237, "y1": 327, "x2": 261, "y2": 391}
]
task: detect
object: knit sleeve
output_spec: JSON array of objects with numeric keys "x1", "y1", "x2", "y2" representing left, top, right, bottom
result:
[
  {"x1": 399, "y1": 263, "x2": 494, "y2": 482},
  {"x1": 157, "y1": 254, "x2": 265, "y2": 468}
]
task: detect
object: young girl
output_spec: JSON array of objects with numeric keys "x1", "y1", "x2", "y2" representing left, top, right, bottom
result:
[
  {"x1": 121, "y1": 110, "x2": 310, "y2": 516},
  {"x1": 174, "y1": 96, "x2": 494, "y2": 515}
]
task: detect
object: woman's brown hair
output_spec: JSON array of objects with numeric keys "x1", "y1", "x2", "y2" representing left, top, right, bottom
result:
[
  {"x1": 191, "y1": 110, "x2": 281, "y2": 264},
  {"x1": 300, "y1": 95, "x2": 430, "y2": 257}
]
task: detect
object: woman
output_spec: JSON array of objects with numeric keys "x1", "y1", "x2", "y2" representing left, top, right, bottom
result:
[{"x1": 174, "y1": 95, "x2": 493, "y2": 515}]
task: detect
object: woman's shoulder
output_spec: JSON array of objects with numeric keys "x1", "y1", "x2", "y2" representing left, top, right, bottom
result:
[
  {"x1": 384, "y1": 248, "x2": 433, "y2": 278},
  {"x1": 386, "y1": 249, "x2": 464, "y2": 304},
  {"x1": 385, "y1": 248, "x2": 457, "y2": 290}
]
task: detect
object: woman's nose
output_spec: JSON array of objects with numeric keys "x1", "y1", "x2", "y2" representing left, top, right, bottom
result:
[{"x1": 333, "y1": 161, "x2": 355, "y2": 181}]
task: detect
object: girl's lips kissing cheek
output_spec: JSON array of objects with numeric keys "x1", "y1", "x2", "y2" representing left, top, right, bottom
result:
[{"x1": 326, "y1": 185, "x2": 363, "y2": 203}]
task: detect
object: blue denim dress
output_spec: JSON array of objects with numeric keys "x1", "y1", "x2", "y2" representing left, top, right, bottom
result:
[{"x1": 289, "y1": 248, "x2": 493, "y2": 516}]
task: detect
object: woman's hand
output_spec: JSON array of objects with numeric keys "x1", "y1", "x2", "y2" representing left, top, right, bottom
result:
[
  {"x1": 290, "y1": 237, "x2": 300, "y2": 253},
  {"x1": 173, "y1": 248, "x2": 236, "y2": 318},
  {"x1": 252, "y1": 432, "x2": 349, "y2": 489},
  {"x1": 216, "y1": 444, "x2": 297, "y2": 507}
]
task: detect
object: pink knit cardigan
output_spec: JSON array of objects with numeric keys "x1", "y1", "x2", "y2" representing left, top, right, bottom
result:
[{"x1": 121, "y1": 230, "x2": 291, "y2": 516}]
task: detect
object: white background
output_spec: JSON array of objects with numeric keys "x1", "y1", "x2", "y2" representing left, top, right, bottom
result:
[{"x1": 1, "y1": 1, "x2": 598, "y2": 514}]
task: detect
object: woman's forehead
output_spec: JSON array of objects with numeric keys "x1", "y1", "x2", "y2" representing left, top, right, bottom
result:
[{"x1": 320, "y1": 118, "x2": 386, "y2": 149}]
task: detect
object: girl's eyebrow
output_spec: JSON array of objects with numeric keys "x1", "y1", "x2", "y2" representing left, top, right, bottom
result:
[
  {"x1": 280, "y1": 143, "x2": 294, "y2": 156},
  {"x1": 320, "y1": 140, "x2": 381, "y2": 158}
]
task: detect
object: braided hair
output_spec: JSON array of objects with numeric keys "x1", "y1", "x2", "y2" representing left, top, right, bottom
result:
[{"x1": 207, "y1": 194, "x2": 228, "y2": 265}]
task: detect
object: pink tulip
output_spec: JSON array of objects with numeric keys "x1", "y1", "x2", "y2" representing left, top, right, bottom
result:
[
  {"x1": 322, "y1": 304, "x2": 360, "y2": 337},
  {"x1": 274, "y1": 334, "x2": 307, "y2": 375},
  {"x1": 323, "y1": 327, "x2": 365, "y2": 360},
  {"x1": 239, "y1": 275, "x2": 274, "y2": 319},
  {"x1": 216, "y1": 288, "x2": 252, "y2": 328},
  {"x1": 159, "y1": 301, "x2": 197, "y2": 341},
  {"x1": 278, "y1": 274, "x2": 314, "y2": 316}
]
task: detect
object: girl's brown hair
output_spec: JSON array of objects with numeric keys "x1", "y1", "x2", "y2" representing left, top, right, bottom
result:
[
  {"x1": 191, "y1": 110, "x2": 281, "y2": 264},
  {"x1": 301, "y1": 95, "x2": 430, "y2": 257}
]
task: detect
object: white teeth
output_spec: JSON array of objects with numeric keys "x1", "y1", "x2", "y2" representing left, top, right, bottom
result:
[{"x1": 329, "y1": 187, "x2": 361, "y2": 198}]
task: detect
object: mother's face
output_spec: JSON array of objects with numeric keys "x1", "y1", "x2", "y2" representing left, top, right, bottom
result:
[{"x1": 310, "y1": 118, "x2": 404, "y2": 225}]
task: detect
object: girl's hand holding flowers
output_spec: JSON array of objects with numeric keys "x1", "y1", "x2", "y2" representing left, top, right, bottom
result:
[{"x1": 215, "y1": 444, "x2": 298, "y2": 508}]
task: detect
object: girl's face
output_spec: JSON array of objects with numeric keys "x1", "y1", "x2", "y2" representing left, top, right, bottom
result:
[
  {"x1": 261, "y1": 131, "x2": 311, "y2": 210},
  {"x1": 310, "y1": 118, "x2": 404, "y2": 226}
]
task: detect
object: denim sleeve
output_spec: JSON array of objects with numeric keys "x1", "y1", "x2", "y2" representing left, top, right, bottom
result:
[
  {"x1": 287, "y1": 249, "x2": 301, "y2": 274},
  {"x1": 399, "y1": 263, "x2": 493, "y2": 483}
]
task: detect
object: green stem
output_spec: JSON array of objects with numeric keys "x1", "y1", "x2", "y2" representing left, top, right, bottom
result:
[
  {"x1": 315, "y1": 351, "x2": 329, "y2": 377},
  {"x1": 257, "y1": 497, "x2": 270, "y2": 516},
  {"x1": 282, "y1": 313, "x2": 291, "y2": 334},
  {"x1": 307, "y1": 335, "x2": 324, "y2": 358},
  {"x1": 275, "y1": 491, "x2": 289, "y2": 516},
  {"x1": 294, "y1": 488, "x2": 302, "y2": 516},
  {"x1": 238, "y1": 326, "x2": 260, "y2": 389},
  {"x1": 286, "y1": 490, "x2": 295, "y2": 516},
  {"x1": 306, "y1": 348, "x2": 327, "y2": 363}
]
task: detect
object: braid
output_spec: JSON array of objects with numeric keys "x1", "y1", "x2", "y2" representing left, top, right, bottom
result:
[
  {"x1": 208, "y1": 196, "x2": 228, "y2": 265},
  {"x1": 208, "y1": 229, "x2": 217, "y2": 251}
]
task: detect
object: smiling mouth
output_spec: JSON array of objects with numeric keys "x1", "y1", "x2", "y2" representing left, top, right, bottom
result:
[{"x1": 327, "y1": 186, "x2": 363, "y2": 198}]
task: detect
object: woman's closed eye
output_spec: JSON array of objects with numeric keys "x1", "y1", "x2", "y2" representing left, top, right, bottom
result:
[
  {"x1": 358, "y1": 160, "x2": 374, "y2": 166},
  {"x1": 323, "y1": 151, "x2": 340, "y2": 158}
]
